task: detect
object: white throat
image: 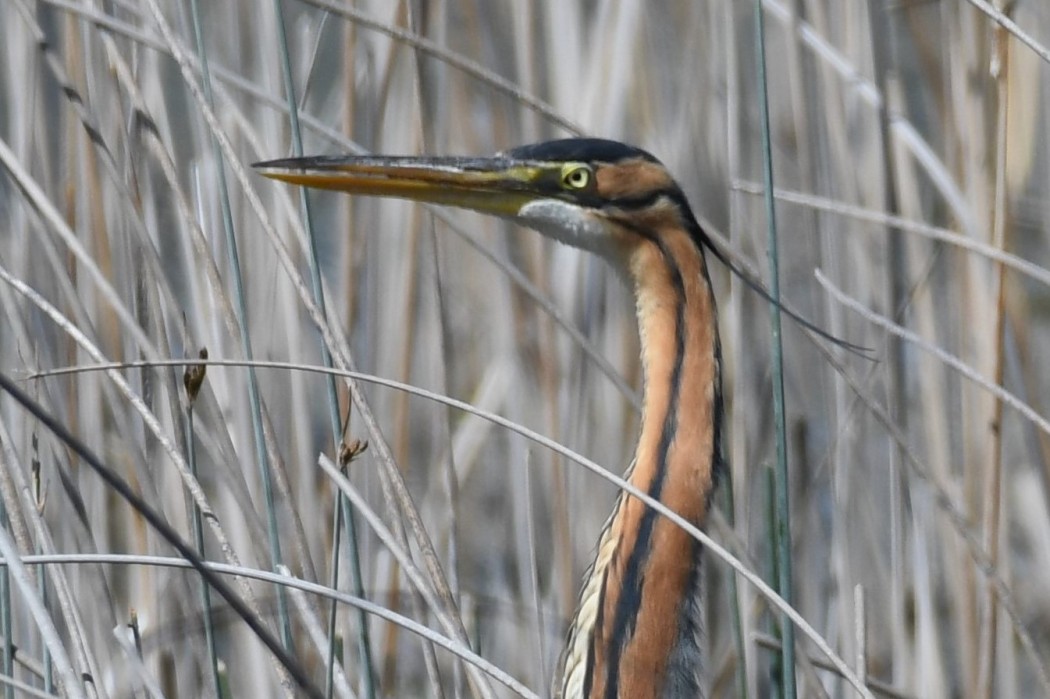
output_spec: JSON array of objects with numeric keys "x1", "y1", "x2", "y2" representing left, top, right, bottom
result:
[{"x1": 515, "y1": 199, "x2": 622, "y2": 266}]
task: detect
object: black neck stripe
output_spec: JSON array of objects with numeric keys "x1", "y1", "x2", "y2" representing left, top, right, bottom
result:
[{"x1": 602, "y1": 227, "x2": 689, "y2": 699}]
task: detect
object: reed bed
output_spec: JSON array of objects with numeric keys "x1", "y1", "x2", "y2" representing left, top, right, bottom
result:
[{"x1": 0, "y1": 1, "x2": 1048, "y2": 697}]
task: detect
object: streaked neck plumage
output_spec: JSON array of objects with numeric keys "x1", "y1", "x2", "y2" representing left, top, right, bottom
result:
[{"x1": 557, "y1": 213, "x2": 723, "y2": 699}]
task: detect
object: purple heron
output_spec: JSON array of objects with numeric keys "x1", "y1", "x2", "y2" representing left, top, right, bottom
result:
[{"x1": 256, "y1": 138, "x2": 724, "y2": 699}]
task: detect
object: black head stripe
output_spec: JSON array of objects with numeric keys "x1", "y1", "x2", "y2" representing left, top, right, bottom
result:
[{"x1": 504, "y1": 138, "x2": 660, "y2": 165}]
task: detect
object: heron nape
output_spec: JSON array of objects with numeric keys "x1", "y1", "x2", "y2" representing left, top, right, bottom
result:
[{"x1": 256, "y1": 138, "x2": 724, "y2": 699}]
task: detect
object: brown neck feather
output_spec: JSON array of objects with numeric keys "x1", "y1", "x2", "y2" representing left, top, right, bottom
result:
[{"x1": 557, "y1": 221, "x2": 722, "y2": 699}]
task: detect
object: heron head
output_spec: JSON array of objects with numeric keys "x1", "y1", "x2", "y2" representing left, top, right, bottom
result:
[{"x1": 254, "y1": 138, "x2": 699, "y2": 271}]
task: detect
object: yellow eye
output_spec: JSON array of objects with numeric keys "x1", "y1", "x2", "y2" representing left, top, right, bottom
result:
[{"x1": 561, "y1": 165, "x2": 592, "y2": 190}]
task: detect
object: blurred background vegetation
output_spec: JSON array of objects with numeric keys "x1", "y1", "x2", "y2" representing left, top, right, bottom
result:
[{"x1": 1, "y1": 1, "x2": 1049, "y2": 697}]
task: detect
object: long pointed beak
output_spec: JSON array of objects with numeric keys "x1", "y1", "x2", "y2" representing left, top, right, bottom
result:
[{"x1": 253, "y1": 154, "x2": 548, "y2": 217}]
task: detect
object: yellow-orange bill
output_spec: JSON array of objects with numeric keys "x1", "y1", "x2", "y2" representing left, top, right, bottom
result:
[{"x1": 253, "y1": 154, "x2": 550, "y2": 216}]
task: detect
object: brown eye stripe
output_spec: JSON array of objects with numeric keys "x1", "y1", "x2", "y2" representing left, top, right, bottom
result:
[{"x1": 595, "y1": 159, "x2": 675, "y2": 199}]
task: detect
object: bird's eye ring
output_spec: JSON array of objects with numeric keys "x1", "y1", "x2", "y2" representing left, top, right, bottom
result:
[{"x1": 561, "y1": 165, "x2": 592, "y2": 190}]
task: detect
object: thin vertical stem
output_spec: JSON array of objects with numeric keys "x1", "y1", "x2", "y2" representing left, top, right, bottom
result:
[
  {"x1": 977, "y1": 6, "x2": 1013, "y2": 694},
  {"x1": 33, "y1": 451, "x2": 53, "y2": 695},
  {"x1": 187, "y1": 0, "x2": 294, "y2": 653},
  {"x1": 185, "y1": 401, "x2": 222, "y2": 698},
  {"x1": 722, "y1": 474, "x2": 749, "y2": 699},
  {"x1": 0, "y1": 503, "x2": 12, "y2": 699},
  {"x1": 723, "y1": 4, "x2": 753, "y2": 693},
  {"x1": 754, "y1": 3, "x2": 796, "y2": 697},
  {"x1": 865, "y1": 1, "x2": 909, "y2": 687},
  {"x1": 268, "y1": 3, "x2": 376, "y2": 697},
  {"x1": 854, "y1": 584, "x2": 867, "y2": 686}
]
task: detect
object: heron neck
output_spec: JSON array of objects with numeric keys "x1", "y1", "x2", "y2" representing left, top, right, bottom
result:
[
  {"x1": 627, "y1": 227, "x2": 722, "y2": 530},
  {"x1": 561, "y1": 224, "x2": 723, "y2": 699}
]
